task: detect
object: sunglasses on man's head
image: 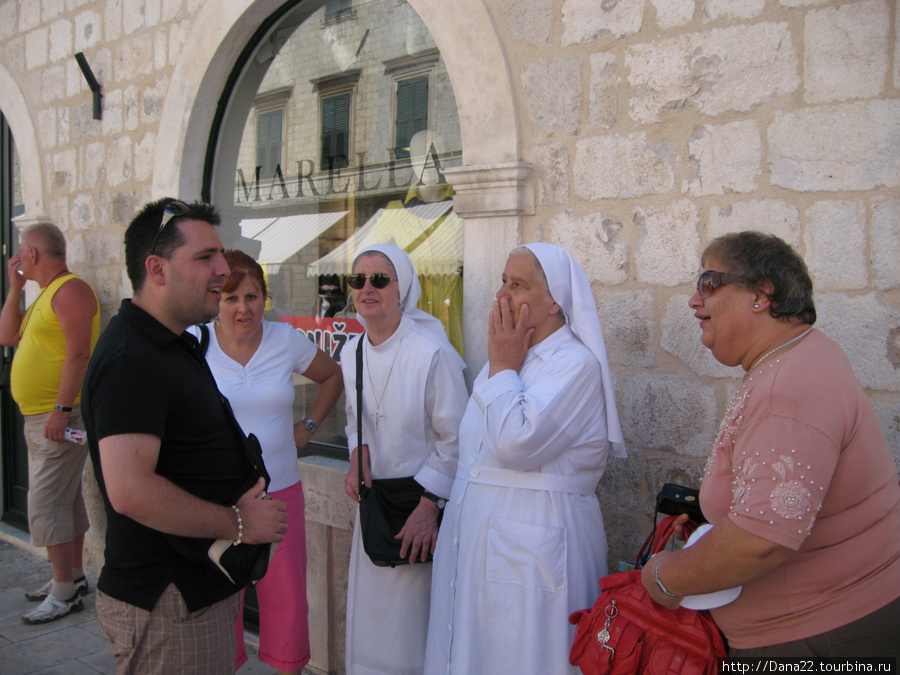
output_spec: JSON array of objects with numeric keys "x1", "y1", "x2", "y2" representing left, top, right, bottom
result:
[
  {"x1": 347, "y1": 273, "x2": 396, "y2": 290},
  {"x1": 696, "y1": 270, "x2": 737, "y2": 299},
  {"x1": 151, "y1": 200, "x2": 191, "y2": 255}
]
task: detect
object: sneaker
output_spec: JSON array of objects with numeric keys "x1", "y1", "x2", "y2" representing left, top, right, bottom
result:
[
  {"x1": 21, "y1": 593, "x2": 84, "y2": 624},
  {"x1": 25, "y1": 576, "x2": 89, "y2": 602}
]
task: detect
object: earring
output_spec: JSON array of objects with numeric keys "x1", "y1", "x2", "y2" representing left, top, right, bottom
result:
[{"x1": 754, "y1": 304, "x2": 760, "y2": 309}]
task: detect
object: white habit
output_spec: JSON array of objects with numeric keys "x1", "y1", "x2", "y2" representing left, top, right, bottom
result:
[
  {"x1": 424, "y1": 323, "x2": 616, "y2": 675},
  {"x1": 344, "y1": 315, "x2": 467, "y2": 675}
]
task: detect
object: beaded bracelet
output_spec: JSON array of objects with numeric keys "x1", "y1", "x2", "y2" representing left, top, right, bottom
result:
[{"x1": 231, "y1": 505, "x2": 243, "y2": 547}]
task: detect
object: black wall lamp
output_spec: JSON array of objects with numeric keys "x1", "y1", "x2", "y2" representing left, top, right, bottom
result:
[{"x1": 74, "y1": 52, "x2": 102, "y2": 120}]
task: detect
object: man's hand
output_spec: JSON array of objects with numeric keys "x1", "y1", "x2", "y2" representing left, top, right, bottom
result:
[
  {"x1": 488, "y1": 297, "x2": 533, "y2": 377},
  {"x1": 44, "y1": 410, "x2": 69, "y2": 442},
  {"x1": 396, "y1": 497, "x2": 439, "y2": 563},
  {"x1": 344, "y1": 444, "x2": 372, "y2": 502},
  {"x1": 7, "y1": 254, "x2": 25, "y2": 295},
  {"x1": 235, "y1": 478, "x2": 288, "y2": 545}
]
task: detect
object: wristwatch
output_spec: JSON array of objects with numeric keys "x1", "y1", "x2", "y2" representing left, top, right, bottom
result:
[
  {"x1": 54, "y1": 404, "x2": 72, "y2": 413},
  {"x1": 422, "y1": 491, "x2": 446, "y2": 510},
  {"x1": 301, "y1": 417, "x2": 318, "y2": 434}
]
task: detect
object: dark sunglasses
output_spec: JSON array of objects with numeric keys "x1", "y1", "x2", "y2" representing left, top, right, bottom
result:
[
  {"x1": 151, "y1": 200, "x2": 191, "y2": 255},
  {"x1": 347, "y1": 273, "x2": 396, "y2": 290},
  {"x1": 696, "y1": 270, "x2": 740, "y2": 299}
]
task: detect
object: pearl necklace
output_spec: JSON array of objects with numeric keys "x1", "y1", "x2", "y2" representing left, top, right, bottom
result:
[{"x1": 744, "y1": 328, "x2": 813, "y2": 380}]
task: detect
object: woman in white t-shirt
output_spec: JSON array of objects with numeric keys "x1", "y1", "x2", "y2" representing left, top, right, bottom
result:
[{"x1": 192, "y1": 249, "x2": 343, "y2": 675}]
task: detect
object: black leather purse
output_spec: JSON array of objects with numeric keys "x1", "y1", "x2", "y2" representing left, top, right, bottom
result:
[{"x1": 355, "y1": 336, "x2": 439, "y2": 567}]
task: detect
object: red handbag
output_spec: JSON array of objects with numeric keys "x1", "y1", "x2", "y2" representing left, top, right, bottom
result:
[{"x1": 569, "y1": 516, "x2": 727, "y2": 675}]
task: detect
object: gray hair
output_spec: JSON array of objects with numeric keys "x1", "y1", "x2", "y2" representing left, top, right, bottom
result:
[{"x1": 23, "y1": 223, "x2": 66, "y2": 260}]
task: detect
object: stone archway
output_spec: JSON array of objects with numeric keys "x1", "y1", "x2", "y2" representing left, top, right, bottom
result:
[{"x1": 0, "y1": 62, "x2": 47, "y2": 220}]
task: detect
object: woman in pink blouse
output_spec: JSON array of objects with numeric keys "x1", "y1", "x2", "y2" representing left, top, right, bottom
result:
[{"x1": 641, "y1": 231, "x2": 900, "y2": 657}]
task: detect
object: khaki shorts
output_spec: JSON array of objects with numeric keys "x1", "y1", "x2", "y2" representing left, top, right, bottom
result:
[
  {"x1": 96, "y1": 585, "x2": 240, "y2": 675},
  {"x1": 24, "y1": 406, "x2": 90, "y2": 548}
]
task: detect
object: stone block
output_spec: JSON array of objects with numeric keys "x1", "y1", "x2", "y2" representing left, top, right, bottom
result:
[
  {"x1": 685, "y1": 120, "x2": 761, "y2": 196},
  {"x1": 114, "y1": 31, "x2": 153, "y2": 80},
  {"x1": 41, "y1": 64, "x2": 65, "y2": 103},
  {"x1": 619, "y1": 373, "x2": 719, "y2": 457},
  {"x1": 301, "y1": 456, "x2": 355, "y2": 531},
  {"x1": 25, "y1": 26, "x2": 49, "y2": 70},
  {"x1": 634, "y1": 199, "x2": 700, "y2": 286},
  {"x1": 106, "y1": 136, "x2": 133, "y2": 187},
  {"x1": 104, "y1": 0, "x2": 122, "y2": 42},
  {"x1": 500, "y1": 0, "x2": 552, "y2": 46},
  {"x1": 574, "y1": 132, "x2": 675, "y2": 200},
  {"x1": 534, "y1": 142, "x2": 569, "y2": 206},
  {"x1": 872, "y1": 200, "x2": 900, "y2": 291},
  {"x1": 707, "y1": 199, "x2": 801, "y2": 247},
  {"x1": 134, "y1": 132, "x2": 156, "y2": 182},
  {"x1": 651, "y1": 0, "x2": 694, "y2": 29},
  {"x1": 589, "y1": 52, "x2": 617, "y2": 129},
  {"x1": 661, "y1": 293, "x2": 740, "y2": 379},
  {"x1": 804, "y1": 0, "x2": 889, "y2": 104},
  {"x1": 70, "y1": 101, "x2": 100, "y2": 143},
  {"x1": 595, "y1": 290, "x2": 655, "y2": 368},
  {"x1": 2, "y1": 35, "x2": 26, "y2": 74},
  {"x1": 52, "y1": 148, "x2": 77, "y2": 193},
  {"x1": 101, "y1": 88, "x2": 124, "y2": 136},
  {"x1": 703, "y1": 0, "x2": 765, "y2": 21},
  {"x1": 562, "y1": 0, "x2": 643, "y2": 44},
  {"x1": 816, "y1": 293, "x2": 900, "y2": 392},
  {"x1": 548, "y1": 209, "x2": 628, "y2": 286},
  {"x1": 154, "y1": 26, "x2": 166, "y2": 70},
  {"x1": 522, "y1": 57, "x2": 581, "y2": 135},
  {"x1": 161, "y1": 0, "x2": 184, "y2": 23},
  {"x1": 37, "y1": 107, "x2": 57, "y2": 149},
  {"x1": 0, "y1": 2, "x2": 16, "y2": 41},
  {"x1": 803, "y1": 201, "x2": 867, "y2": 290},
  {"x1": 141, "y1": 77, "x2": 168, "y2": 124},
  {"x1": 82, "y1": 141, "x2": 107, "y2": 191},
  {"x1": 124, "y1": 84, "x2": 140, "y2": 130},
  {"x1": 67, "y1": 58, "x2": 84, "y2": 97},
  {"x1": 627, "y1": 23, "x2": 799, "y2": 124},
  {"x1": 20, "y1": 0, "x2": 41, "y2": 32},
  {"x1": 74, "y1": 10, "x2": 102, "y2": 52},
  {"x1": 70, "y1": 193, "x2": 95, "y2": 231},
  {"x1": 768, "y1": 101, "x2": 900, "y2": 192},
  {"x1": 123, "y1": 0, "x2": 145, "y2": 35},
  {"x1": 48, "y1": 18, "x2": 72, "y2": 63}
]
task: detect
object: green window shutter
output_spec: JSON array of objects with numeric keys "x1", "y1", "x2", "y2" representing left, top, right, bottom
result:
[
  {"x1": 321, "y1": 94, "x2": 351, "y2": 169},
  {"x1": 256, "y1": 109, "x2": 283, "y2": 178},
  {"x1": 395, "y1": 76, "x2": 428, "y2": 159}
]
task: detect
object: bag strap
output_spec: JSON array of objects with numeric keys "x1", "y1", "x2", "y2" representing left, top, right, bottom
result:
[
  {"x1": 356, "y1": 335, "x2": 365, "y2": 491},
  {"x1": 635, "y1": 515, "x2": 697, "y2": 568},
  {"x1": 198, "y1": 323, "x2": 210, "y2": 355}
]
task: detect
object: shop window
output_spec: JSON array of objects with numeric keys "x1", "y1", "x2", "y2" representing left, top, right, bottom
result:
[
  {"x1": 394, "y1": 77, "x2": 428, "y2": 160},
  {"x1": 207, "y1": 0, "x2": 463, "y2": 459}
]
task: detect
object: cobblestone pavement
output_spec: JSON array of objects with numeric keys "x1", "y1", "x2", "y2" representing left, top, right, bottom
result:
[{"x1": 0, "y1": 537, "x2": 286, "y2": 675}]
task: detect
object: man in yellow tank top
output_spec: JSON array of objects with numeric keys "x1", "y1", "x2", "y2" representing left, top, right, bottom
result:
[{"x1": 0, "y1": 223, "x2": 100, "y2": 624}]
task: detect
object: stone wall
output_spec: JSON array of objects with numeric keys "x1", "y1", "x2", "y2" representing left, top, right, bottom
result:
[{"x1": 1, "y1": 0, "x2": 898, "y2": 672}]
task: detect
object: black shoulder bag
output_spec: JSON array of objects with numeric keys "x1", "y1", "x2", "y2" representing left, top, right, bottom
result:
[
  {"x1": 163, "y1": 325, "x2": 274, "y2": 588},
  {"x1": 356, "y1": 334, "x2": 440, "y2": 567}
]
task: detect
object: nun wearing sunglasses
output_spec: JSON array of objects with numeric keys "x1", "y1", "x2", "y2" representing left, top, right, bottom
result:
[
  {"x1": 641, "y1": 231, "x2": 900, "y2": 657},
  {"x1": 342, "y1": 244, "x2": 468, "y2": 675}
]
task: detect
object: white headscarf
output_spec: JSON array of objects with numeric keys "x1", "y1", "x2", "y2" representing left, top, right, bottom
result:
[
  {"x1": 523, "y1": 243, "x2": 626, "y2": 458},
  {"x1": 355, "y1": 244, "x2": 464, "y2": 366}
]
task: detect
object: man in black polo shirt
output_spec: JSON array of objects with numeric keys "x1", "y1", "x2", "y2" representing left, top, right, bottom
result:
[{"x1": 82, "y1": 198, "x2": 287, "y2": 674}]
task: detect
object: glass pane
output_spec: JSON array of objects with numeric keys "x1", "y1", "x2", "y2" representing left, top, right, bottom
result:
[{"x1": 211, "y1": 0, "x2": 463, "y2": 459}]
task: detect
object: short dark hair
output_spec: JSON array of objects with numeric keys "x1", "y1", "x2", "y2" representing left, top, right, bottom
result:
[
  {"x1": 124, "y1": 198, "x2": 221, "y2": 292},
  {"x1": 703, "y1": 231, "x2": 816, "y2": 325}
]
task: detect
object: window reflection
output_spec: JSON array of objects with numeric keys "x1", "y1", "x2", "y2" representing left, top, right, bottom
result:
[{"x1": 212, "y1": 0, "x2": 462, "y2": 458}]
